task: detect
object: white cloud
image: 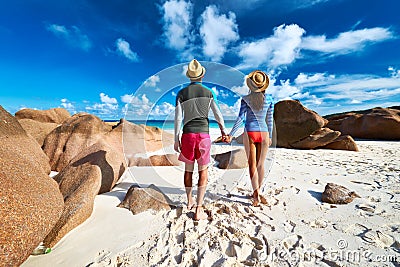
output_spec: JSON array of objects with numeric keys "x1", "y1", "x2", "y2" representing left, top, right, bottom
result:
[
  {"x1": 199, "y1": 5, "x2": 239, "y2": 61},
  {"x1": 121, "y1": 94, "x2": 134, "y2": 104},
  {"x1": 100, "y1": 93, "x2": 117, "y2": 104},
  {"x1": 237, "y1": 25, "x2": 394, "y2": 70},
  {"x1": 267, "y1": 71, "x2": 400, "y2": 115},
  {"x1": 60, "y1": 98, "x2": 75, "y2": 113},
  {"x1": 237, "y1": 24, "x2": 305, "y2": 69},
  {"x1": 160, "y1": 0, "x2": 193, "y2": 53},
  {"x1": 123, "y1": 94, "x2": 152, "y2": 116},
  {"x1": 231, "y1": 77, "x2": 250, "y2": 96},
  {"x1": 46, "y1": 24, "x2": 92, "y2": 51},
  {"x1": 301, "y1": 27, "x2": 394, "y2": 54},
  {"x1": 294, "y1": 72, "x2": 333, "y2": 85},
  {"x1": 151, "y1": 102, "x2": 175, "y2": 116},
  {"x1": 86, "y1": 93, "x2": 119, "y2": 115},
  {"x1": 115, "y1": 38, "x2": 139, "y2": 62},
  {"x1": 144, "y1": 75, "x2": 160, "y2": 87},
  {"x1": 388, "y1": 66, "x2": 400, "y2": 78}
]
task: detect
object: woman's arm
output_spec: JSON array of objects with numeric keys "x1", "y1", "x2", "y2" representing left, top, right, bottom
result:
[
  {"x1": 229, "y1": 99, "x2": 247, "y2": 137},
  {"x1": 266, "y1": 96, "x2": 274, "y2": 138}
]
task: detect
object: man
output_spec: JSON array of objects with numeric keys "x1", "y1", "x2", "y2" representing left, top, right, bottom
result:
[{"x1": 174, "y1": 59, "x2": 227, "y2": 221}]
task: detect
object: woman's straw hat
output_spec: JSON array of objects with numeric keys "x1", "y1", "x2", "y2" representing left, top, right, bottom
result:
[
  {"x1": 246, "y1": 70, "x2": 269, "y2": 92},
  {"x1": 186, "y1": 59, "x2": 206, "y2": 79}
]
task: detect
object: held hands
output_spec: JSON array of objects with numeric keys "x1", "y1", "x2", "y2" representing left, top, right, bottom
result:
[{"x1": 221, "y1": 134, "x2": 232, "y2": 143}]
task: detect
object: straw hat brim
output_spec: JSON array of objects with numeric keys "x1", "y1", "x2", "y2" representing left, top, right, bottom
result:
[
  {"x1": 186, "y1": 66, "x2": 206, "y2": 79},
  {"x1": 246, "y1": 71, "x2": 269, "y2": 92}
]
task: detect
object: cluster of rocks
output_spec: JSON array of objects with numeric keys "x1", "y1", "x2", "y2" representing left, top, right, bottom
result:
[
  {"x1": 273, "y1": 100, "x2": 360, "y2": 150},
  {"x1": 324, "y1": 106, "x2": 400, "y2": 140},
  {"x1": 0, "y1": 107, "x2": 174, "y2": 266}
]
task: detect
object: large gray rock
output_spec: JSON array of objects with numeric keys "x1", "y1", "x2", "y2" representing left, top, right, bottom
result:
[
  {"x1": 43, "y1": 140, "x2": 126, "y2": 247},
  {"x1": 321, "y1": 183, "x2": 360, "y2": 204},
  {"x1": 0, "y1": 106, "x2": 64, "y2": 266},
  {"x1": 129, "y1": 154, "x2": 180, "y2": 167},
  {"x1": 18, "y1": 118, "x2": 59, "y2": 146},
  {"x1": 42, "y1": 113, "x2": 112, "y2": 171},
  {"x1": 118, "y1": 184, "x2": 172, "y2": 215},
  {"x1": 290, "y1": 128, "x2": 341, "y2": 149},
  {"x1": 326, "y1": 107, "x2": 400, "y2": 140},
  {"x1": 274, "y1": 100, "x2": 327, "y2": 148},
  {"x1": 15, "y1": 107, "x2": 71, "y2": 124},
  {"x1": 214, "y1": 149, "x2": 248, "y2": 169},
  {"x1": 322, "y1": 135, "x2": 359, "y2": 151}
]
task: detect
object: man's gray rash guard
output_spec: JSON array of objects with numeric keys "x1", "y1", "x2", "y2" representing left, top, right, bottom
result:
[{"x1": 174, "y1": 82, "x2": 227, "y2": 142}]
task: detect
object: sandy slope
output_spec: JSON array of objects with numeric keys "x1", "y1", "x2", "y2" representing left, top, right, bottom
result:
[{"x1": 22, "y1": 140, "x2": 400, "y2": 267}]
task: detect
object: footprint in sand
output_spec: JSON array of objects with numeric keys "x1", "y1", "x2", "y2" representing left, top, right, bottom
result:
[
  {"x1": 307, "y1": 219, "x2": 328, "y2": 228},
  {"x1": 356, "y1": 203, "x2": 376, "y2": 213},
  {"x1": 282, "y1": 234, "x2": 303, "y2": 251},
  {"x1": 88, "y1": 250, "x2": 112, "y2": 266},
  {"x1": 283, "y1": 220, "x2": 296, "y2": 233},
  {"x1": 340, "y1": 223, "x2": 370, "y2": 236},
  {"x1": 362, "y1": 230, "x2": 396, "y2": 249}
]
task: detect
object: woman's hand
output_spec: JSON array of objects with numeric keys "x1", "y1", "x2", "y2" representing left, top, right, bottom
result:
[
  {"x1": 268, "y1": 138, "x2": 272, "y2": 147},
  {"x1": 222, "y1": 135, "x2": 233, "y2": 143}
]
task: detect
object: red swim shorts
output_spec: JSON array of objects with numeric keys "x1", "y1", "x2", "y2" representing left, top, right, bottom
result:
[
  {"x1": 247, "y1": 131, "x2": 268, "y2": 143},
  {"x1": 178, "y1": 133, "x2": 211, "y2": 165}
]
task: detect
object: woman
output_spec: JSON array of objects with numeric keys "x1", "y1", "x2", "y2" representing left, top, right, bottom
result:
[{"x1": 225, "y1": 70, "x2": 274, "y2": 206}]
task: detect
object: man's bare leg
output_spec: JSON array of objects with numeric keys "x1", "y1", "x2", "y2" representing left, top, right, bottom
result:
[
  {"x1": 194, "y1": 164, "x2": 209, "y2": 220},
  {"x1": 184, "y1": 163, "x2": 195, "y2": 209}
]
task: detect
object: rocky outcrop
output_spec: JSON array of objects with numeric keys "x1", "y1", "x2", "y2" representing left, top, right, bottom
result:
[
  {"x1": 42, "y1": 113, "x2": 112, "y2": 171},
  {"x1": 321, "y1": 135, "x2": 359, "y2": 151},
  {"x1": 15, "y1": 107, "x2": 71, "y2": 124},
  {"x1": 321, "y1": 183, "x2": 360, "y2": 204},
  {"x1": 118, "y1": 184, "x2": 172, "y2": 215},
  {"x1": 214, "y1": 149, "x2": 248, "y2": 169},
  {"x1": 129, "y1": 154, "x2": 180, "y2": 167},
  {"x1": 108, "y1": 119, "x2": 174, "y2": 163},
  {"x1": 274, "y1": 100, "x2": 327, "y2": 148},
  {"x1": 325, "y1": 107, "x2": 400, "y2": 140},
  {"x1": 0, "y1": 106, "x2": 64, "y2": 266},
  {"x1": 290, "y1": 128, "x2": 341, "y2": 149},
  {"x1": 18, "y1": 118, "x2": 59, "y2": 146},
  {"x1": 43, "y1": 140, "x2": 126, "y2": 247}
]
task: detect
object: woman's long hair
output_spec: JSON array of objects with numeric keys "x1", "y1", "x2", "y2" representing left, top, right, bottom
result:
[{"x1": 249, "y1": 91, "x2": 265, "y2": 111}]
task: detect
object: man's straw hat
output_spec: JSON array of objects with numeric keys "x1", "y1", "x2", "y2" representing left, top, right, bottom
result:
[
  {"x1": 246, "y1": 70, "x2": 269, "y2": 92},
  {"x1": 186, "y1": 59, "x2": 206, "y2": 79}
]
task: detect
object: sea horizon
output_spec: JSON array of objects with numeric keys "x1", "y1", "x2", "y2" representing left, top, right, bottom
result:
[{"x1": 104, "y1": 119, "x2": 239, "y2": 130}]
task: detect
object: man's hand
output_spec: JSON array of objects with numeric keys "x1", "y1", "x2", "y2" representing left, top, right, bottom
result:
[
  {"x1": 174, "y1": 141, "x2": 181, "y2": 153},
  {"x1": 222, "y1": 135, "x2": 232, "y2": 143}
]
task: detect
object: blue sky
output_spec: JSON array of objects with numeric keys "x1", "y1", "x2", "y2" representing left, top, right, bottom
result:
[{"x1": 0, "y1": 0, "x2": 399, "y2": 119}]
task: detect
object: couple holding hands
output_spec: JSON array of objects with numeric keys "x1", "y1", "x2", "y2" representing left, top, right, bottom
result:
[{"x1": 174, "y1": 59, "x2": 274, "y2": 221}]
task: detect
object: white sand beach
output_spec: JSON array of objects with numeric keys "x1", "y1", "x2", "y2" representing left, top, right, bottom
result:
[{"x1": 22, "y1": 137, "x2": 400, "y2": 267}]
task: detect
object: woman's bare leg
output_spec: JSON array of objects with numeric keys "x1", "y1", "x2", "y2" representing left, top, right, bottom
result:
[
  {"x1": 244, "y1": 133, "x2": 260, "y2": 206},
  {"x1": 256, "y1": 133, "x2": 269, "y2": 189}
]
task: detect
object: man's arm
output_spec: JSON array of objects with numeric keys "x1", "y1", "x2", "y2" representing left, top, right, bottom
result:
[
  {"x1": 174, "y1": 96, "x2": 183, "y2": 152},
  {"x1": 210, "y1": 98, "x2": 227, "y2": 135}
]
